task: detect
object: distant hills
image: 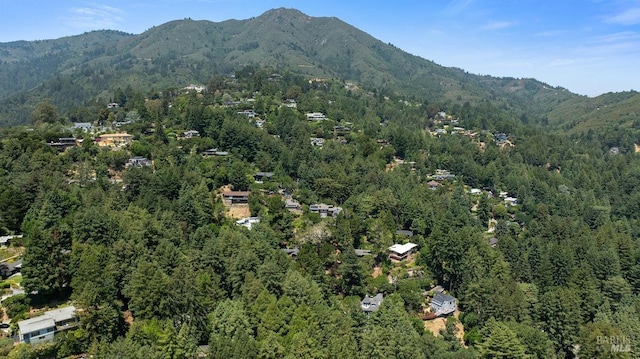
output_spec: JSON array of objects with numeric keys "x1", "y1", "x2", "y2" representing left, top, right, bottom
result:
[{"x1": 0, "y1": 7, "x2": 638, "y2": 131}]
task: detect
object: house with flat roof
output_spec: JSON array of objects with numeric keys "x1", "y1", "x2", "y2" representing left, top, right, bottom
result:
[
  {"x1": 222, "y1": 191, "x2": 250, "y2": 204},
  {"x1": 236, "y1": 217, "x2": 260, "y2": 230},
  {"x1": 96, "y1": 133, "x2": 132, "y2": 148},
  {"x1": 202, "y1": 148, "x2": 229, "y2": 157},
  {"x1": 309, "y1": 204, "x2": 343, "y2": 218},
  {"x1": 388, "y1": 243, "x2": 418, "y2": 261},
  {"x1": 17, "y1": 306, "x2": 77, "y2": 344}
]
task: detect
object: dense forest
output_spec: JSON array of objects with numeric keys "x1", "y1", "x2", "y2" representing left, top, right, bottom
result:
[{"x1": 0, "y1": 67, "x2": 639, "y2": 359}]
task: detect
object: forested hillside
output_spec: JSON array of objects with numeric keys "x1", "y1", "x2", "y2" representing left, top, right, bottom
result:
[
  {"x1": 0, "y1": 67, "x2": 638, "y2": 358},
  {"x1": 0, "y1": 8, "x2": 590, "y2": 129}
]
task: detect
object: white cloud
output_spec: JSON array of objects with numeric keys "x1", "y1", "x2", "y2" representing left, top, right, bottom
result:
[
  {"x1": 65, "y1": 4, "x2": 124, "y2": 30},
  {"x1": 604, "y1": 7, "x2": 640, "y2": 25},
  {"x1": 480, "y1": 21, "x2": 514, "y2": 30}
]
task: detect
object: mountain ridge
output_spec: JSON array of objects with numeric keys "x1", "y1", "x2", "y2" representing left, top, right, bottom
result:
[{"x1": 1, "y1": 7, "x2": 636, "y2": 131}]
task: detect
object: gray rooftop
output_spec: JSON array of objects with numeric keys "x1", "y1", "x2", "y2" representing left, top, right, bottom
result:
[
  {"x1": 45, "y1": 306, "x2": 76, "y2": 323},
  {"x1": 361, "y1": 293, "x2": 384, "y2": 312},
  {"x1": 17, "y1": 305, "x2": 76, "y2": 334},
  {"x1": 17, "y1": 316, "x2": 55, "y2": 334},
  {"x1": 432, "y1": 292, "x2": 456, "y2": 305}
]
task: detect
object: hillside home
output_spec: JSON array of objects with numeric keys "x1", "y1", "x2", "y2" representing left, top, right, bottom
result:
[
  {"x1": 18, "y1": 306, "x2": 77, "y2": 344},
  {"x1": 0, "y1": 259, "x2": 21, "y2": 278},
  {"x1": 71, "y1": 122, "x2": 95, "y2": 133},
  {"x1": 433, "y1": 169, "x2": 455, "y2": 180},
  {"x1": 0, "y1": 234, "x2": 22, "y2": 247},
  {"x1": 310, "y1": 204, "x2": 343, "y2": 218},
  {"x1": 236, "y1": 217, "x2": 260, "y2": 229},
  {"x1": 47, "y1": 138, "x2": 78, "y2": 152},
  {"x1": 222, "y1": 191, "x2": 250, "y2": 204},
  {"x1": 310, "y1": 137, "x2": 325, "y2": 147},
  {"x1": 285, "y1": 198, "x2": 302, "y2": 211},
  {"x1": 237, "y1": 110, "x2": 256, "y2": 118},
  {"x1": 282, "y1": 247, "x2": 299, "y2": 257},
  {"x1": 106, "y1": 103, "x2": 119, "y2": 109},
  {"x1": 254, "y1": 172, "x2": 275, "y2": 183},
  {"x1": 354, "y1": 249, "x2": 372, "y2": 257},
  {"x1": 504, "y1": 197, "x2": 518, "y2": 206},
  {"x1": 182, "y1": 130, "x2": 200, "y2": 138},
  {"x1": 96, "y1": 133, "x2": 132, "y2": 148},
  {"x1": 202, "y1": 148, "x2": 228, "y2": 157},
  {"x1": 306, "y1": 112, "x2": 327, "y2": 121},
  {"x1": 388, "y1": 243, "x2": 418, "y2": 261},
  {"x1": 428, "y1": 180, "x2": 440, "y2": 190},
  {"x1": 126, "y1": 156, "x2": 152, "y2": 168},
  {"x1": 361, "y1": 293, "x2": 384, "y2": 313},
  {"x1": 431, "y1": 293, "x2": 457, "y2": 317},
  {"x1": 396, "y1": 229, "x2": 414, "y2": 237}
]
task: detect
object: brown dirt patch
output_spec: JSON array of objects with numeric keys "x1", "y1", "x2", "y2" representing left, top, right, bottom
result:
[
  {"x1": 423, "y1": 309, "x2": 465, "y2": 344},
  {"x1": 123, "y1": 310, "x2": 134, "y2": 326},
  {"x1": 372, "y1": 266, "x2": 382, "y2": 278},
  {"x1": 635, "y1": 143, "x2": 640, "y2": 153},
  {"x1": 226, "y1": 205, "x2": 251, "y2": 219}
]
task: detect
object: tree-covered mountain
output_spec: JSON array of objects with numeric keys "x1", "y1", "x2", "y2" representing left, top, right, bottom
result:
[{"x1": 0, "y1": 8, "x2": 587, "y2": 128}]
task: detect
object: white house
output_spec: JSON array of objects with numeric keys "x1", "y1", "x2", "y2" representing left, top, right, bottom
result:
[
  {"x1": 236, "y1": 217, "x2": 260, "y2": 230},
  {"x1": 431, "y1": 293, "x2": 457, "y2": 317},
  {"x1": 388, "y1": 243, "x2": 418, "y2": 261}
]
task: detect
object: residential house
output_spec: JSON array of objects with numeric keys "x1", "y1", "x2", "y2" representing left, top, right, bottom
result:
[
  {"x1": 428, "y1": 180, "x2": 440, "y2": 190},
  {"x1": 71, "y1": 122, "x2": 95, "y2": 133},
  {"x1": 237, "y1": 110, "x2": 256, "y2": 118},
  {"x1": 285, "y1": 198, "x2": 302, "y2": 211},
  {"x1": 47, "y1": 138, "x2": 78, "y2": 152},
  {"x1": 281, "y1": 99, "x2": 297, "y2": 109},
  {"x1": 126, "y1": 156, "x2": 152, "y2": 168},
  {"x1": 396, "y1": 229, "x2": 414, "y2": 237},
  {"x1": 431, "y1": 293, "x2": 457, "y2": 317},
  {"x1": 433, "y1": 169, "x2": 455, "y2": 180},
  {"x1": 306, "y1": 112, "x2": 327, "y2": 121},
  {"x1": 254, "y1": 172, "x2": 275, "y2": 183},
  {"x1": 361, "y1": 293, "x2": 384, "y2": 313},
  {"x1": 183, "y1": 84, "x2": 206, "y2": 93},
  {"x1": 96, "y1": 133, "x2": 132, "y2": 148},
  {"x1": 202, "y1": 148, "x2": 228, "y2": 157},
  {"x1": 282, "y1": 247, "x2": 299, "y2": 257},
  {"x1": 494, "y1": 133, "x2": 508, "y2": 143},
  {"x1": 236, "y1": 217, "x2": 260, "y2": 230},
  {"x1": 469, "y1": 188, "x2": 482, "y2": 195},
  {"x1": 0, "y1": 259, "x2": 21, "y2": 278},
  {"x1": 182, "y1": 130, "x2": 200, "y2": 139},
  {"x1": 354, "y1": 249, "x2": 372, "y2": 257},
  {"x1": 310, "y1": 137, "x2": 325, "y2": 147},
  {"x1": 388, "y1": 243, "x2": 418, "y2": 261},
  {"x1": 310, "y1": 204, "x2": 343, "y2": 218},
  {"x1": 18, "y1": 306, "x2": 77, "y2": 344},
  {"x1": 489, "y1": 237, "x2": 499, "y2": 248},
  {"x1": 222, "y1": 191, "x2": 250, "y2": 204},
  {"x1": 504, "y1": 197, "x2": 518, "y2": 206},
  {"x1": 106, "y1": 103, "x2": 119, "y2": 109},
  {"x1": 0, "y1": 234, "x2": 22, "y2": 247}
]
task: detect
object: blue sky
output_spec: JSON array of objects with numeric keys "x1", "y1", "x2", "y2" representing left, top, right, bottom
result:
[{"x1": 1, "y1": 0, "x2": 639, "y2": 97}]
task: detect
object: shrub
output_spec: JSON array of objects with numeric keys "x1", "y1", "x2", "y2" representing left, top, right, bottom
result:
[{"x1": 2, "y1": 293, "x2": 30, "y2": 318}]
